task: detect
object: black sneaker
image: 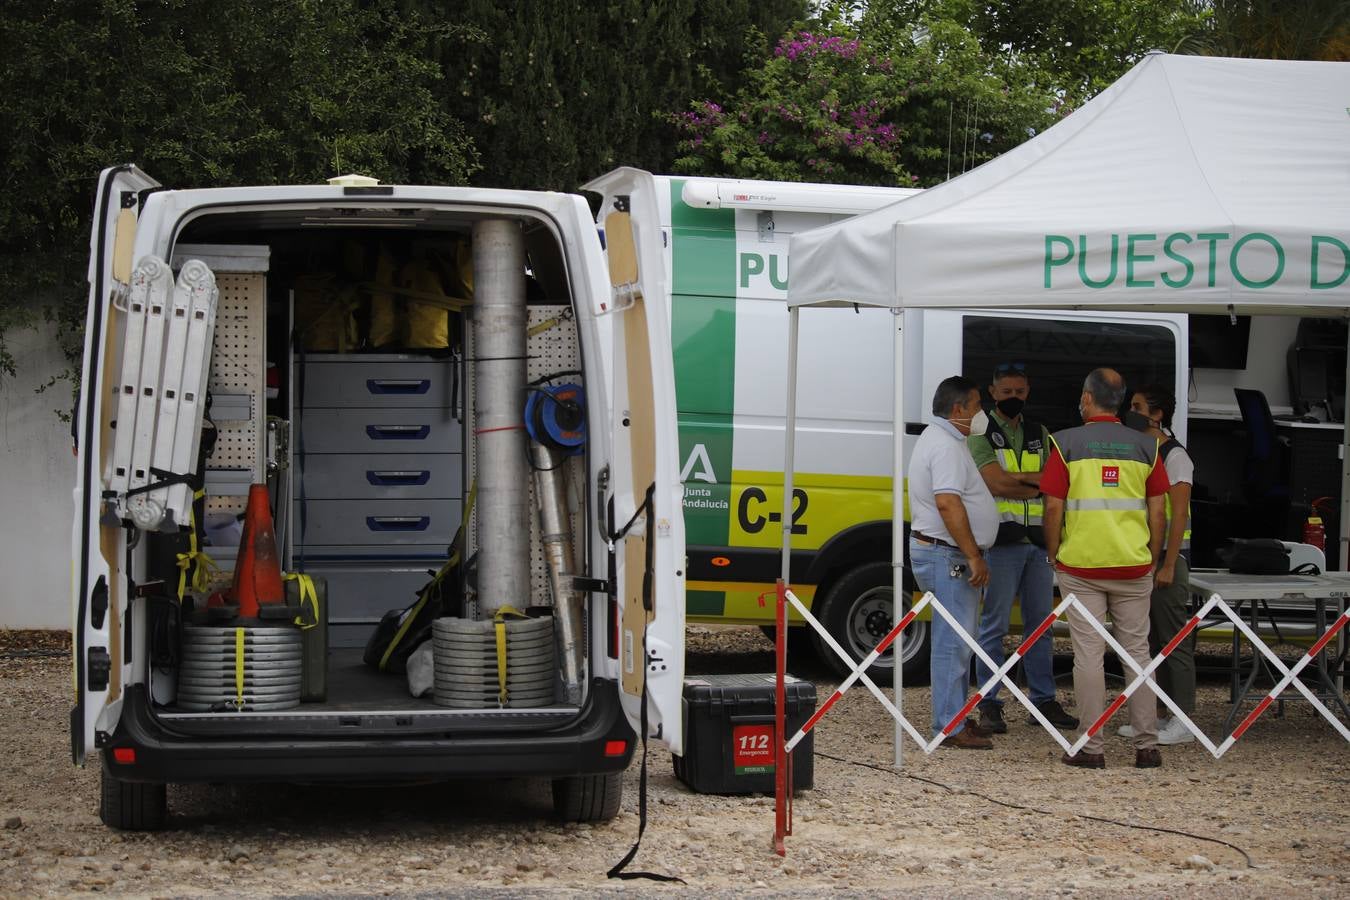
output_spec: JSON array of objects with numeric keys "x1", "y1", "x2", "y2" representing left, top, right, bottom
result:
[
  {"x1": 1031, "y1": 699, "x2": 1079, "y2": 729},
  {"x1": 978, "y1": 704, "x2": 1008, "y2": 734}
]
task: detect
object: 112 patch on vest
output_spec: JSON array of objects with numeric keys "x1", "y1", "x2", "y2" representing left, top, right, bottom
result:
[{"x1": 1101, "y1": 465, "x2": 1120, "y2": 487}]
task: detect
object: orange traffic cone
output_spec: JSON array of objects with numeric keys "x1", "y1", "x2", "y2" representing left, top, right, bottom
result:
[{"x1": 231, "y1": 484, "x2": 285, "y2": 618}]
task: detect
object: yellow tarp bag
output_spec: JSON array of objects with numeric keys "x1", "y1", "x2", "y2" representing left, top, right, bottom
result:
[
  {"x1": 398, "y1": 258, "x2": 451, "y2": 350},
  {"x1": 292, "y1": 275, "x2": 360, "y2": 352}
]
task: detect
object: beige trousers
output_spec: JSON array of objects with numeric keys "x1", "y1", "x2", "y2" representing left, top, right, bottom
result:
[{"x1": 1057, "y1": 571, "x2": 1158, "y2": 754}]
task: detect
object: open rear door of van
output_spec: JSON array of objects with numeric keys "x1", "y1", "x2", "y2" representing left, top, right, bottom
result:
[
  {"x1": 600, "y1": 176, "x2": 686, "y2": 756},
  {"x1": 72, "y1": 165, "x2": 160, "y2": 765}
]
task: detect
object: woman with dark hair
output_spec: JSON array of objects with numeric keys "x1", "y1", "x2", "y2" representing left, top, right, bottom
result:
[{"x1": 1120, "y1": 383, "x2": 1196, "y2": 745}]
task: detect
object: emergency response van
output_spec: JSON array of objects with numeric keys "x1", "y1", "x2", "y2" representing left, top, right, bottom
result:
[
  {"x1": 73, "y1": 166, "x2": 685, "y2": 829},
  {"x1": 584, "y1": 169, "x2": 1195, "y2": 680}
]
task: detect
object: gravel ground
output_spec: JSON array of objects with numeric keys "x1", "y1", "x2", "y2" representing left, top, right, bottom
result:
[{"x1": 2, "y1": 626, "x2": 1348, "y2": 898}]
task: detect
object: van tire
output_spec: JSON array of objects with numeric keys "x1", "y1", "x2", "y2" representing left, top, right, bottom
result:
[
  {"x1": 758, "y1": 625, "x2": 814, "y2": 657},
  {"x1": 552, "y1": 772, "x2": 623, "y2": 823},
  {"x1": 811, "y1": 561, "x2": 930, "y2": 684},
  {"x1": 99, "y1": 760, "x2": 167, "y2": 831}
]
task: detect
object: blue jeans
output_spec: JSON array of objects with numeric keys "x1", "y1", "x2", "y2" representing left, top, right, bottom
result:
[
  {"x1": 975, "y1": 542, "x2": 1056, "y2": 708},
  {"x1": 910, "y1": 538, "x2": 982, "y2": 737}
]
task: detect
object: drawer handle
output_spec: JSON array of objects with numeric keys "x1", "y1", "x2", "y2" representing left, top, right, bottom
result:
[
  {"x1": 366, "y1": 425, "x2": 431, "y2": 441},
  {"x1": 367, "y1": 379, "x2": 431, "y2": 395},
  {"x1": 367, "y1": 470, "x2": 431, "y2": 486},
  {"x1": 366, "y1": 516, "x2": 431, "y2": 532}
]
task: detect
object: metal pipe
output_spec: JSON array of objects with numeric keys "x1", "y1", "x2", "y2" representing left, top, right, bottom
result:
[
  {"x1": 471, "y1": 219, "x2": 529, "y2": 616},
  {"x1": 530, "y1": 441, "x2": 586, "y2": 703}
]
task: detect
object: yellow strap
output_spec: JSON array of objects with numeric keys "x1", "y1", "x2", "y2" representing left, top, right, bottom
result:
[
  {"x1": 282, "y1": 572, "x2": 320, "y2": 630},
  {"x1": 176, "y1": 501, "x2": 221, "y2": 601},
  {"x1": 234, "y1": 627, "x2": 245, "y2": 710},
  {"x1": 493, "y1": 606, "x2": 530, "y2": 706}
]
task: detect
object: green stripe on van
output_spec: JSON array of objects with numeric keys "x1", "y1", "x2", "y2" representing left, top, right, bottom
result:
[{"x1": 671, "y1": 179, "x2": 737, "y2": 547}]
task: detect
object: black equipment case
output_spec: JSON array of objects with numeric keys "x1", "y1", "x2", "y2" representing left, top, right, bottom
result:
[{"x1": 673, "y1": 673, "x2": 816, "y2": 795}]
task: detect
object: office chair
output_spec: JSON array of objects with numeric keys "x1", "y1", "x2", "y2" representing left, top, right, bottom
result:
[
  {"x1": 1234, "y1": 388, "x2": 1291, "y2": 507},
  {"x1": 1287, "y1": 346, "x2": 1332, "y2": 420}
]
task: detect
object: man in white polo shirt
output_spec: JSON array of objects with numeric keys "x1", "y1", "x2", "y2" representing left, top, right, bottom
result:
[{"x1": 909, "y1": 375, "x2": 1001, "y2": 749}]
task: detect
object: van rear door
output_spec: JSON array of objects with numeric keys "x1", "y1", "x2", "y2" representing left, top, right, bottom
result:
[
  {"x1": 72, "y1": 165, "x2": 160, "y2": 765},
  {"x1": 598, "y1": 174, "x2": 686, "y2": 755}
]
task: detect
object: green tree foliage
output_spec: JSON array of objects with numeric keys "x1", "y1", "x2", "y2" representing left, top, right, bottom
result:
[
  {"x1": 421, "y1": 0, "x2": 807, "y2": 190},
  {"x1": 671, "y1": 11, "x2": 1061, "y2": 186},
  {"x1": 1182, "y1": 0, "x2": 1350, "y2": 60},
  {"x1": 961, "y1": 0, "x2": 1209, "y2": 98},
  {"x1": 0, "y1": 0, "x2": 479, "y2": 381}
]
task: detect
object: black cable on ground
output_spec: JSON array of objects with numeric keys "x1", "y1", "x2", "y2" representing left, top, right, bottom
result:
[{"x1": 814, "y1": 750, "x2": 1255, "y2": 869}]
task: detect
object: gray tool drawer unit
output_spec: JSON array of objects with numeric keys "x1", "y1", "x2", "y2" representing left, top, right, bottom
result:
[{"x1": 291, "y1": 354, "x2": 463, "y2": 648}]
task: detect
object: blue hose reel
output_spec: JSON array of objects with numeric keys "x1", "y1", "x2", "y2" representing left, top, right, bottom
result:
[{"x1": 524, "y1": 383, "x2": 587, "y2": 455}]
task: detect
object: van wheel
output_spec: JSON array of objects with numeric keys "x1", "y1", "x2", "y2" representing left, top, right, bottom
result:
[
  {"x1": 758, "y1": 625, "x2": 814, "y2": 657},
  {"x1": 552, "y1": 772, "x2": 623, "y2": 823},
  {"x1": 99, "y1": 760, "x2": 167, "y2": 831},
  {"x1": 811, "y1": 561, "x2": 930, "y2": 684}
]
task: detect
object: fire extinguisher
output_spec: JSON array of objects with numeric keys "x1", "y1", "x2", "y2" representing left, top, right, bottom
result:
[{"x1": 1303, "y1": 497, "x2": 1332, "y2": 552}]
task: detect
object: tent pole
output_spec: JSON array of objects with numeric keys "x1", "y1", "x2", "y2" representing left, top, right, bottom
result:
[
  {"x1": 1341, "y1": 325, "x2": 1349, "y2": 572},
  {"x1": 782, "y1": 306, "x2": 800, "y2": 585},
  {"x1": 892, "y1": 308, "x2": 906, "y2": 769}
]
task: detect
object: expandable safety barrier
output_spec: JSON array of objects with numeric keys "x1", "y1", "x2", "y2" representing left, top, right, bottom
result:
[{"x1": 771, "y1": 580, "x2": 1350, "y2": 854}]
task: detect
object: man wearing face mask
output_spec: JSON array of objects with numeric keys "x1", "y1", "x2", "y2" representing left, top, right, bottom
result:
[
  {"x1": 967, "y1": 364, "x2": 1079, "y2": 735},
  {"x1": 1041, "y1": 368, "x2": 1170, "y2": 770},
  {"x1": 909, "y1": 376, "x2": 1000, "y2": 749}
]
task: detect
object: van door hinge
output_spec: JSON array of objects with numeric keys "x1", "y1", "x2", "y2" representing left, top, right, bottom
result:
[
  {"x1": 87, "y1": 647, "x2": 112, "y2": 691},
  {"x1": 758, "y1": 211, "x2": 775, "y2": 242},
  {"x1": 94, "y1": 731, "x2": 111, "y2": 748},
  {"x1": 613, "y1": 195, "x2": 630, "y2": 213}
]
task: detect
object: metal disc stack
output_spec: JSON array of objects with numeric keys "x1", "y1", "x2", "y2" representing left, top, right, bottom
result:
[
  {"x1": 177, "y1": 624, "x2": 303, "y2": 711},
  {"x1": 431, "y1": 616, "x2": 557, "y2": 709}
]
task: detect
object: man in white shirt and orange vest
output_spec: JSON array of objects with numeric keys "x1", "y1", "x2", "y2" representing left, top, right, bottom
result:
[{"x1": 1041, "y1": 368, "x2": 1170, "y2": 770}]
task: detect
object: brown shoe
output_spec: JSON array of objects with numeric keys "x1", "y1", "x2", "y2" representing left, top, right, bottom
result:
[
  {"x1": 964, "y1": 717, "x2": 994, "y2": 738},
  {"x1": 1134, "y1": 747, "x2": 1162, "y2": 769},
  {"x1": 944, "y1": 728, "x2": 993, "y2": 750},
  {"x1": 1061, "y1": 750, "x2": 1106, "y2": 769}
]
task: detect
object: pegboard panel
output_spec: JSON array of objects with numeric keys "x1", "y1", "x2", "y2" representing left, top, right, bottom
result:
[
  {"x1": 465, "y1": 305, "x2": 583, "y2": 617},
  {"x1": 204, "y1": 272, "x2": 266, "y2": 515}
]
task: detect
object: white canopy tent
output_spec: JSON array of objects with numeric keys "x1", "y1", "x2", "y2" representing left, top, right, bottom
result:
[{"x1": 776, "y1": 53, "x2": 1350, "y2": 764}]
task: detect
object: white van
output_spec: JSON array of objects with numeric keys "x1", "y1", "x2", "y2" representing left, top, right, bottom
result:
[
  {"x1": 72, "y1": 166, "x2": 685, "y2": 829},
  {"x1": 584, "y1": 169, "x2": 1191, "y2": 680}
]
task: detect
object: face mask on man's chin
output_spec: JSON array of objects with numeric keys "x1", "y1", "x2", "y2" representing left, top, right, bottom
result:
[{"x1": 957, "y1": 408, "x2": 990, "y2": 435}]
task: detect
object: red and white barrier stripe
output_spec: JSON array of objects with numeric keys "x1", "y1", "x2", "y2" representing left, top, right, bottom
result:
[{"x1": 778, "y1": 584, "x2": 1349, "y2": 764}]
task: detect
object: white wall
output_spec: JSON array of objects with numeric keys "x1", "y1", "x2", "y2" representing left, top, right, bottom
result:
[{"x1": 0, "y1": 323, "x2": 74, "y2": 628}]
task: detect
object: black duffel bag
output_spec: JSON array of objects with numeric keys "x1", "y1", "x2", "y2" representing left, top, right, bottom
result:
[{"x1": 1220, "y1": 538, "x2": 1293, "y2": 575}]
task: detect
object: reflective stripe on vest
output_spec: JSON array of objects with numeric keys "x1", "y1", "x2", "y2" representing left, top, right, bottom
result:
[
  {"x1": 993, "y1": 446, "x2": 1045, "y2": 526},
  {"x1": 1051, "y1": 424, "x2": 1159, "y2": 571}
]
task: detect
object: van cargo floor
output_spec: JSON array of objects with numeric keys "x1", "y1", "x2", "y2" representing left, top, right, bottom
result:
[{"x1": 152, "y1": 649, "x2": 581, "y2": 736}]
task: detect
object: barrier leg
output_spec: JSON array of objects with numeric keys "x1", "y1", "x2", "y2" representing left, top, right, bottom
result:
[{"x1": 774, "y1": 578, "x2": 788, "y2": 856}]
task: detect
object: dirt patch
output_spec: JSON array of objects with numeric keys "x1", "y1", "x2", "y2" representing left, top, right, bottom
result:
[{"x1": 2, "y1": 626, "x2": 1347, "y2": 896}]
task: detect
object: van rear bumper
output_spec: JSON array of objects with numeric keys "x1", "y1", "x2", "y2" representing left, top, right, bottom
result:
[{"x1": 101, "y1": 680, "x2": 635, "y2": 784}]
